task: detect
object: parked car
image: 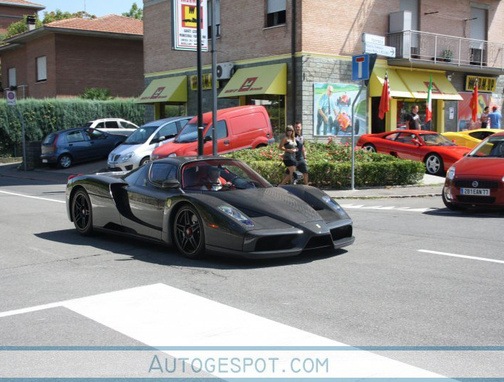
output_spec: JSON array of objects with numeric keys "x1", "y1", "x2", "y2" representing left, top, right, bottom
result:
[
  {"x1": 107, "y1": 116, "x2": 192, "y2": 171},
  {"x1": 442, "y1": 131, "x2": 504, "y2": 211},
  {"x1": 441, "y1": 128, "x2": 500, "y2": 149},
  {"x1": 82, "y1": 118, "x2": 139, "y2": 136},
  {"x1": 66, "y1": 156, "x2": 354, "y2": 259},
  {"x1": 150, "y1": 105, "x2": 275, "y2": 160},
  {"x1": 357, "y1": 129, "x2": 471, "y2": 175},
  {"x1": 41, "y1": 127, "x2": 126, "y2": 169}
]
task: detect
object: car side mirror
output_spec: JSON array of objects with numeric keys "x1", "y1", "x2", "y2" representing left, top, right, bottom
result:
[
  {"x1": 161, "y1": 179, "x2": 181, "y2": 189},
  {"x1": 412, "y1": 139, "x2": 421, "y2": 146}
]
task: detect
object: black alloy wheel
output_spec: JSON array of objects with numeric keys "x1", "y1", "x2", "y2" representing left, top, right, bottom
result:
[
  {"x1": 173, "y1": 205, "x2": 205, "y2": 259},
  {"x1": 72, "y1": 189, "x2": 94, "y2": 235}
]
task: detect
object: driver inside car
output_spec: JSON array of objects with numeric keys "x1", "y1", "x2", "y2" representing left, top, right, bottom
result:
[{"x1": 200, "y1": 166, "x2": 229, "y2": 191}]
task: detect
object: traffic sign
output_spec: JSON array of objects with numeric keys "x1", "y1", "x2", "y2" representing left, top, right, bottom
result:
[
  {"x1": 362, "y1": 33, "x2": 385, "y2": 45},
  {"x1": 352, "y1": 54, "x2": 370, "y2": 81},
  {"x1": 6, "y1": 90, "x2": 16, "y2": 106},
  {"x1": 363, "y1": 42, "x2": 396, "y2": 58}
]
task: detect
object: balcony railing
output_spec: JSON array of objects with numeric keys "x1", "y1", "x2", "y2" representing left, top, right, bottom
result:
[{"x1": 388, "y1": 30, "x2": 504, "y2": 71}]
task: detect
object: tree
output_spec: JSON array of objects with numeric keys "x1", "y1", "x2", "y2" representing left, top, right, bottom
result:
[
  {"x1": 79, "y1": 88, "x2": 114, "y2": 100},
  {"x1": 122, "y1": 3, "x2": 143, "y2": 20}
]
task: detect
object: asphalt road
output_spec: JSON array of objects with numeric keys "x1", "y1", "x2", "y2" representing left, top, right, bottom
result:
[{"x1": 0, "y1": 161, "x2": 503, "y2": 380}]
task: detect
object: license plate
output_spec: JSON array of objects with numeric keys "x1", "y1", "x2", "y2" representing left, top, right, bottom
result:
[
  {"x1": 461, "y1": 188, "x2": 490, "y2": 196},
  {"x1": 42, "y1": 159, "x2": 48, "y2": 163}
]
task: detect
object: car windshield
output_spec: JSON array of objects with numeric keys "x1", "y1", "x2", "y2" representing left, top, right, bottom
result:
[
  {"x1": 174, "y1": 122, "x2": 207, "y2": 143},
  {"x1": 181, "y1": 159, "x2": 271, "y2": 191},
  {"x1": 421, "y1": 133, "x2": 455, "y2": 146},
  {"x1": 468, "y1": 136, "x2": 504, "y2": 157},
  {"x1": 124, "y1": 125, "x2": 158, "y2": 144}
]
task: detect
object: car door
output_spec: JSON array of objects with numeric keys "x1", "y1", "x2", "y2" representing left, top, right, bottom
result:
[
  {"x1": 65, "y1": 130, "x2": 92, "y2": 162},
  {"x1": 203, "y1": 120, "x2": 230, "y2": 154},
  {"x1": 121, "y1": 162, "x2": 180, "y2": 239},
  {"x1": 149, "y1": 121, "x2": 180, "y2": 151},
  {"x1": 393, "y1": 132, "x2": 423, "y2": 161},
  {"x1": 85, "y1": 128, "x2": 114, "y2": 158}
]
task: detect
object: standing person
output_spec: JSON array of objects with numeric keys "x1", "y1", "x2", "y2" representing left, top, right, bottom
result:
[
  {"x1": 480, "y1": 106, "x2": 490, "y2": 128},
  {"x1": 406, "y1": 104, "x2": 421, "y2": 130},
  {"x1": 294, "y1": 121, "x2": 309, "y2": 185},
  {"x1": 316, "y1": 85, "x2": 336, "y2": 135},
  {"x1": 279, "y1": 125, "x2": 298, "y2": 185},
  {"x1": 488, "y1": 106, "x2": 501, "y2": 128}
]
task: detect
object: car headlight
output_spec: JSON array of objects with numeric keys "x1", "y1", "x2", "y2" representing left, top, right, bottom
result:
[
  {"x1": 322, "y1": 195, "x2": 349, "y2": 217},
  {"x1": 218, "y1": 205, "x2": 254, "y2": 227},
  {"x1": 446, "y1": 166, "x2": 456, "y2": 180},
  {"x1": 119, "y1": 152, "x2": 134, "y2": 162},
  {"x1": 168, "y1": 153, "x2": 177, "y2": 157}
]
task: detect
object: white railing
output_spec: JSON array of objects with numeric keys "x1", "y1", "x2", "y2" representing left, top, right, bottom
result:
[{"x1": 388, "y1": 30, "x2": 504, "y2": 70}]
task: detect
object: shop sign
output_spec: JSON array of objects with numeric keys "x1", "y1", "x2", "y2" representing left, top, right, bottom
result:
[
  {"x1": 190, "y1": 74, "x2": 215, "y2": 90},
  {"x1": 173, "y1": 0, "x2": 208, "y2": 52},
  {"x1": 465, "y1": 75, "x2": 497, "y2": 93}
]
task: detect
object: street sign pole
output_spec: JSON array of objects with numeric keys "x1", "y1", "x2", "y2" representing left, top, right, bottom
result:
[{"x1": 350, "y1": 83, "x2": 364, "y2": 191}]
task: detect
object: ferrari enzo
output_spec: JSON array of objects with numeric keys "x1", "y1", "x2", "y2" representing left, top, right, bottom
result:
[
  {"x1": 66, "y1": 157, "x2": 354, "y2": 259},
  {"x1": 442, "y1": 131, "x2": 504, "y2": 211},
  {"x1": 357, "y1": 130, "x2": 471, "y2": 175},
  {"x1": 441, "y1": 128, "x2": 500, "y2": 149}
]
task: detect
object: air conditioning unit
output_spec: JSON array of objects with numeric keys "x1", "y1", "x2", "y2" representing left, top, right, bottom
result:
[{"x1": 216, "y1": 62, "x2": 235, "y2": 80}]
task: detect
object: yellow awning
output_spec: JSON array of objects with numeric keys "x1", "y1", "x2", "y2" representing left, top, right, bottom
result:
[
  {"x1": 369, "y1": 67, "x2": 413, "y2": 98},
  {"x1": 218, "y1": 63, "x2": 287, "y2": 98},
  {"x1": 396, "y1": 70, "x2": 463, "y2": 101},
  {"x1": 136, "y1": 76, "x2": 187, "y2": 104}
]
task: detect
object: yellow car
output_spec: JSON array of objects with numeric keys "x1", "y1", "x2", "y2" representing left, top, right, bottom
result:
[{"x1": 442, "y1": 128, "x2": 500, "y2": 148}]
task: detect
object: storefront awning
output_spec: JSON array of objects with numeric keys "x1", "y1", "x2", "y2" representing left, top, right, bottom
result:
[
  {"x1": 218, "y1": 63, "x2": 286, "y2": 98},
  {"x1": 136, "y1": 76, "x2": 187, "y2": 104},
  {"x1": 396, "y1": 70, "x2": 463, "y2": 101},
  {"x1": 369, "y1": 68, "x2": 414, "y2": 98}
]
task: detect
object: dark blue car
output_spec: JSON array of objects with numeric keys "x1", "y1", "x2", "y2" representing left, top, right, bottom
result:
[{"x1": 41, "y1": 127, "x2": 126, "y2": 168}]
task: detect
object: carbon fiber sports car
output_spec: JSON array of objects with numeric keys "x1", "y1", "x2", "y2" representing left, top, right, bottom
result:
[{"x1": 66, "y1": 157, "x2": 354, "y2": 259}]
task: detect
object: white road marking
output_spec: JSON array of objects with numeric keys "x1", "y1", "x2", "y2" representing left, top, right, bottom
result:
[
  {"x1": 419, "y1": 249, "x2": 504, "y2": 264},
  {"x1": 342, "y1": 203, "x2": 436, "y2": 213},
  {"x1": 0, "y1": 283, "x2": 449, "y2": 379},
  {"x1": 0, "y1": 190, "x2": 65, "y2": 204}
]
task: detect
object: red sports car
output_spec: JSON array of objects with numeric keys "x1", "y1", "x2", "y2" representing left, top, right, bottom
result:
[
  {"x1": 442, "y1": 131, "x2": 504, "y2": 211},
  {"x1": 357, "y1": 130, "x2": 472, "y2": 175}
]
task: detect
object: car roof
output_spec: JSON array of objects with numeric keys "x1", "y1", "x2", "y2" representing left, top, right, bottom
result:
[
  {"x1": 142, "y1": 116, "x2": 193, "y2": 128},
  {"x1": 87, "y1": 118, "x2": 129, "y2": 122},
  {"x1": 153, "y1": 155, "x2": 234, "y2": 166}
]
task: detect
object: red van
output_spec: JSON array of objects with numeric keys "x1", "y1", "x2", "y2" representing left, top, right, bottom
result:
[{"x1": 150, "y1": 105, "x2": 275, "y2": 159}]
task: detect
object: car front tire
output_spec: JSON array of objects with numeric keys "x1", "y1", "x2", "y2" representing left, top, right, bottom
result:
[
  {"x1": 425, "y1": 154, "x2": 443, "y2": 176},
  {"x1": 71, "y1": 189, "x2": 94, "y2": 235},
  {"x1": 173, "y1": 204, "x2": 205, "y2": 259}
]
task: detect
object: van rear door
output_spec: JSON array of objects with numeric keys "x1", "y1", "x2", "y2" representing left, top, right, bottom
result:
[{"x1": 228, "y1": 110, "x2": 270, "y2": 151}]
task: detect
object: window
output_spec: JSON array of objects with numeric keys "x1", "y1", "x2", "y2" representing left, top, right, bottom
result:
[
  {"x1": 208, "y1": 0, "x2": 220, "y2": 38},
  {"x1": 266, "y1": 0, "x2": 286, "y2": 27},
  {"x1": 36, "y1": 56, "x2": 47, "y2": 81},
  {"x1": 8, "y1": 68, "x2": 16, "y2": 88}
]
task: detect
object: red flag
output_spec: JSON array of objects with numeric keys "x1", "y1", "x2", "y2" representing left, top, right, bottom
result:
[
  {"x1": 378, "y1": 71, "x2": 391, "y2": 120},
  {"x1": 425, "y1": 75, "x2": 433, "y2": 123},
  {"x1": 469, "y1": 79, "x2": 479, "y2": 123}
]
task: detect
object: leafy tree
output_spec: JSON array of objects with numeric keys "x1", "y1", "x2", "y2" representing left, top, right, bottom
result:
[
  {"x1": 122, "y1": 3, "x2": 143, "y2": 20},
  {"x1": 79, "y1": 88, "x2": 114, "y2": 101},
  {"x1": 5, "y1": 16, "x2": 42, "y2": 38}
]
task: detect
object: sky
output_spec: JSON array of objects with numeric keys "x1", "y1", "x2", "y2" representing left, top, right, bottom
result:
[{"x1": 35, "y1": 0, "x2": 141, "y2": 17}]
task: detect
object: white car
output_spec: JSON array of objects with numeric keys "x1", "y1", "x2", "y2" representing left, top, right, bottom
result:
[
  {"x1": 83, "y1": 118, "x2": 139, "y2": 136},
  {"x1": 107, "y1": 116, "x2": 192, "y2": 171}
]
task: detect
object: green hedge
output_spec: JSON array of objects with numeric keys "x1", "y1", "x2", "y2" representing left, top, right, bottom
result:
[
  {"x1": 0, "y1": 98, "x2": 145, "y2": 156},
  {"x1": 227, "y1": 141, "x2": 425, "y2": 189}
]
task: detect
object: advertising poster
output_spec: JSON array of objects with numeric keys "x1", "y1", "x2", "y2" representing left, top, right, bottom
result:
[
  {"x1": 457, "y1": 92, "x2": 493, "y2": 130},
  {"x1": 313, "y1": 82, "x2": 367, "y2": 141}
]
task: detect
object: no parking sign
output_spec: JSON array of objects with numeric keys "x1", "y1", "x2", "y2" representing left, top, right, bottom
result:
[{"x1": 6, "y1": 90, "x2": 16, "y2": 106}]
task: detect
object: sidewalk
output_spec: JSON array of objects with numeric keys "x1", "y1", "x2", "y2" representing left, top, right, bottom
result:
[{"x1": 0, "y1": 161, "x2": 445, "y2": 199}]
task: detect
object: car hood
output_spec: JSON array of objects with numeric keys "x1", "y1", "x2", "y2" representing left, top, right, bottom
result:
[
  {"x1": 453, "y1": 157, "x2": 504, "y2": 177},
  {"x1": 110, "y1": 143, "x2": 144, "y2": 155},
  {"x1": 204, "y1": 187, "x2": 326, "y2": 224}
]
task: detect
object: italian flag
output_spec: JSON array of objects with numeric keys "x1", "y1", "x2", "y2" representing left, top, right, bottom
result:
[{"x1": 425, "y1": 75, "x2": 433, "y2": 123}]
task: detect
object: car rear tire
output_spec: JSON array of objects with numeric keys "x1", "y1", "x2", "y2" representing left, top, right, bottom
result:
[
  {"x1": 58, "y1": 154, "x2": 72, "y2": 169},
  {"x1": 362, "y1": 143, "x2": 376, "y2": 153},
  {"x1": 71, "y1": 189, "x2": 94, "y2": 235},
  {"x1": 173, "y1": 204, "x2": 205, "y2": 259},
  {"x1": 425, "y1": 153, "x2": 443, "y2": 176}
]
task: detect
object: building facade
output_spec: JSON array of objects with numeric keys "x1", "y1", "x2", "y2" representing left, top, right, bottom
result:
[
  {"x1": 0, "y1": 15, "x2": 144, "y2": 99},
  {"x1": 141, "y1": 0, "x2": 504, "y2": 141}
]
